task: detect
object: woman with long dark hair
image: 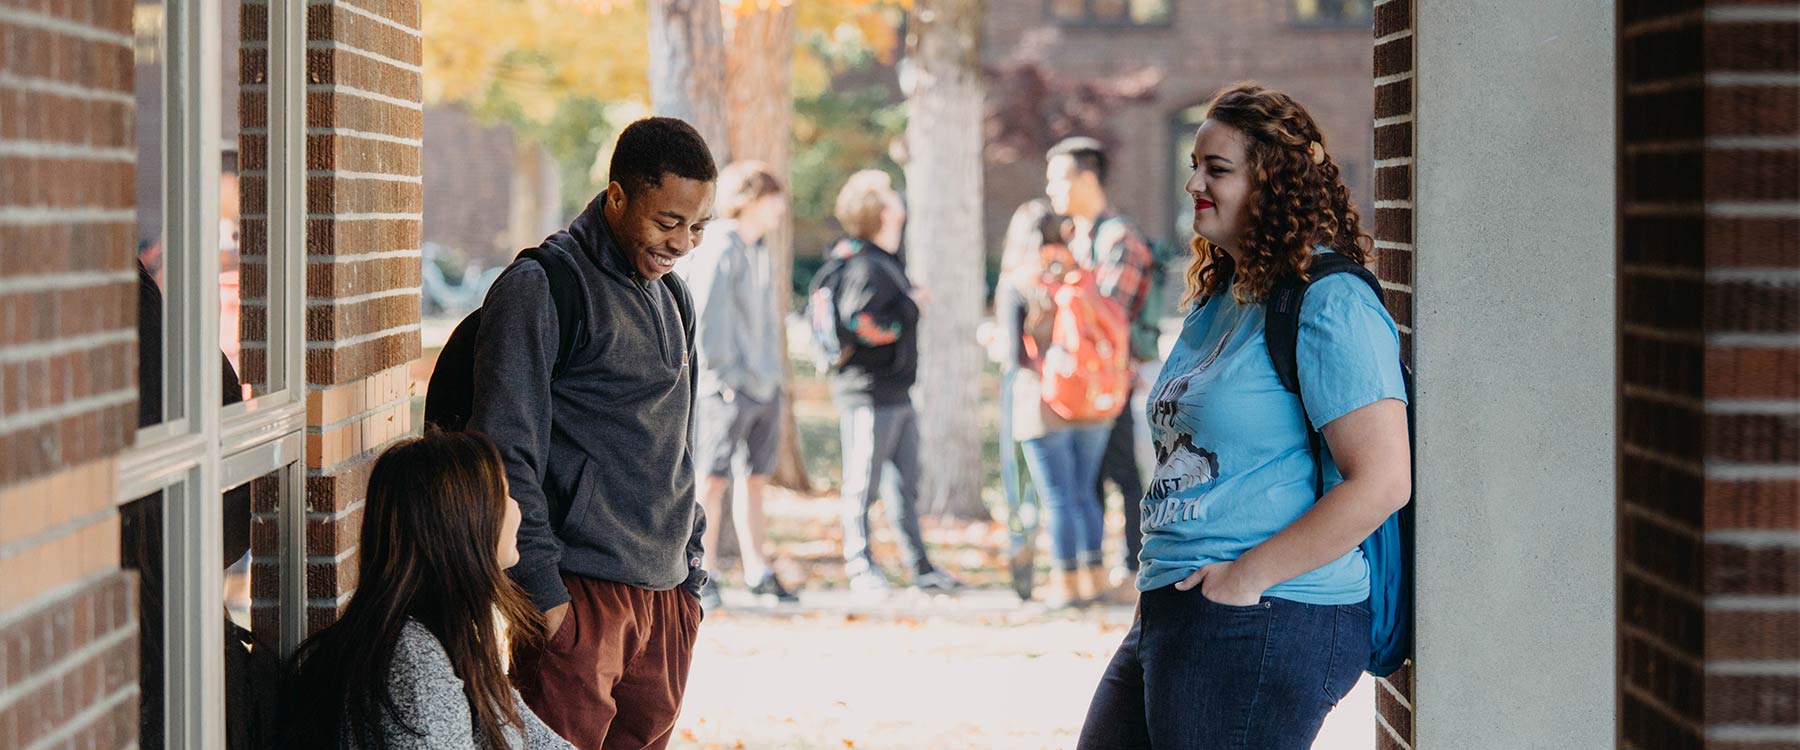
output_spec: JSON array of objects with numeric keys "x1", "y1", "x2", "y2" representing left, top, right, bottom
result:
[
  {"x1": 1077, "y1": 83, "x2": 1411, "y2": 749},
  {"x1": 282, "y1": 431, "x2": 572, "y2": 749}
]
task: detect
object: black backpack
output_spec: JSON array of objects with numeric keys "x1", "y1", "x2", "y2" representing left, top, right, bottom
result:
[
  {"x1": 1262, "y1": 250, "x2": 1415, "y2": 677},
  {"x1": 424, "y1": 245, "x2": 691, "y2": 432}
]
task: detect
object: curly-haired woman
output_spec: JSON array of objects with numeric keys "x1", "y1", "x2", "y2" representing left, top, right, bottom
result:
[{"x1": 1076, "y1": 83, "x2": 1412, "y2": 749}]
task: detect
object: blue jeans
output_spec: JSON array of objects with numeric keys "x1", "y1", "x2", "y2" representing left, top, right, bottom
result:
[
  {"x1": 1078, "y1": 587, "x2": 1371, "y2": 750},
  {"x1": 1019, "y1": 426, "x2": 1110, "y2": 571}
]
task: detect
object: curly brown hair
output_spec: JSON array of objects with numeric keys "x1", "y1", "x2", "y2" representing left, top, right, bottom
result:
[{"x1": 1182, "y1": 83, "x2": 1372, "y2": 306}]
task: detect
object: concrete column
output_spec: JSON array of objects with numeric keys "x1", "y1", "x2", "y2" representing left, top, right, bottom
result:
[{"x1": 1412, "y1": 2, "x2": 1616, "y2": 747}]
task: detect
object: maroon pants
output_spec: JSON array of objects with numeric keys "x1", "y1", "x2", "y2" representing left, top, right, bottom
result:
[{"x1": 511, "y1": 574, "x2": 702, "y2": 750}]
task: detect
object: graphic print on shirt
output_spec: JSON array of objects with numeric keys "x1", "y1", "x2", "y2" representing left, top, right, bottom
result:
[{"x1": 1141, "y1": 367, "x2": 1220, "y2": 532}]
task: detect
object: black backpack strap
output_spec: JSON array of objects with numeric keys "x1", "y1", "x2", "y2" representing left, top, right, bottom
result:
[
  {"x1": 660, "y1": 271, "x2": 694, "y2": 344},
  {"x1": 1264, "y1": 252, "x2": 1385, "y2": 497},
  {"x1": 1264, "y1": 252, "x2": 1383, "y2": 396},
  {"x1": 518, "y1": 246, "x2": 585, "y2": 377}
]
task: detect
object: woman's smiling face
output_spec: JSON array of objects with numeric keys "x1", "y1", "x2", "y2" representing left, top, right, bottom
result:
[{"x1": 1184, "y1": 119, "x2": 1256, "y2": 256}]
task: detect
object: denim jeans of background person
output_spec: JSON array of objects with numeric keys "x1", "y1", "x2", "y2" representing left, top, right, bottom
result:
[
  {"x1": 468, "y1": 118, "x2": 716, "y2": 750},
  {"x1": 1018, "y1": 427, "x2": 1111, "y2": 587},
  {"x1": 1079, "y1": 84, "x2": 1412, "y2": 749}
]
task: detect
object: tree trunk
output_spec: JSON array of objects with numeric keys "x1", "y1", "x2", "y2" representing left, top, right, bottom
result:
[
  {"x1": 651, "y1": 0, "x2": 737, "y2": 561},
  {"x1": 648, "y1": 0, "x2": 731, "y2": 166},
  {"x1": 902, "y1": 0, "x2": 989, "y2": 520},
  {"x1": 724, "y1": 4, "x2": 811, "y2": 493}
]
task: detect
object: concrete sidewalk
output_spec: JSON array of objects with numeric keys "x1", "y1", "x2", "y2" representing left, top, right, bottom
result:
[{"x1": 674, "y1": 589, "x2": 1374, "y2": 750}]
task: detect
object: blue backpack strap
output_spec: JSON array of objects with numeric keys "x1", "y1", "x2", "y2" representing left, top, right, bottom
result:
[{"x1": 518, "y1": 245, "x2": 585, "y2": 378}]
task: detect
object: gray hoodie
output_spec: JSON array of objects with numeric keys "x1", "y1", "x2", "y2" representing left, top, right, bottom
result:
[
  {"x1": 678, "y1": 220, "x2": 785, "y2": 403},
  {"x1": 468, "y1": 197, "x2": 706, "y2": 612}
]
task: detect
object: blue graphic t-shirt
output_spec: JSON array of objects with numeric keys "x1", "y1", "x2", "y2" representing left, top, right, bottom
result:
[{"x1": 1136, "y1": 252, "x2": 1407, "y2": 604}]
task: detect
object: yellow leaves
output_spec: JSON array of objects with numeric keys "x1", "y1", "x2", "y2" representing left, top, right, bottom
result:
[
  {"x1": 721, "y1": 0, "x2": 795, "y2": 15},
  {"x1": 424, "y1": 0, "x2": 910, "y2": 123},
  {"x1": 422, "y1": 0, "x2": 651, "y2": 120}
]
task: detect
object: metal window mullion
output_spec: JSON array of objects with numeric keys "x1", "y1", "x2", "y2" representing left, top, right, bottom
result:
[
  {"x1": 164, "y1": 0, "x2": 227, "y2": 745},
  {"x1": 271, "y1": 0, "x2": 311, "y2": 658},
  {"x1": 116, "y1": 431, "x2": 207, "y2": 502}
]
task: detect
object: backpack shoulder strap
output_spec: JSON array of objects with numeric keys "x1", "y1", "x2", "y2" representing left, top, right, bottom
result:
[
  {"x1": 660, "y1": 271, "x2": 695, "y2": 344},
  {"x1": 518, "y1": 245, "x2": 584, "y2": 377},
  {"x1": 1264, "y1": 252, "x2": 1382, "y2": 395},
  {"x1": 1265, "y1": 252, "x2": 1385, "y2": 497}
]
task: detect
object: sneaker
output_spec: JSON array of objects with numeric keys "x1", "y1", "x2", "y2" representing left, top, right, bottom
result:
[
  {"x1": 748, "y1": 572, "x2": 800, "y2": 604},
  {"x1": 849, "y1": 569, "x2": 891, "y2": 594},
  {"x1": 698, "y1": 582, "x2": 724, "y2": 612},
  {"x1": 911, "y1": 569, "x2": 965, "y2": 595}
]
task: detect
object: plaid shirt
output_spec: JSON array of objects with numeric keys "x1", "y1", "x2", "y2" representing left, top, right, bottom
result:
[{"x1": 1075, "y1": 209, "x2": 1155, "y2": 324}]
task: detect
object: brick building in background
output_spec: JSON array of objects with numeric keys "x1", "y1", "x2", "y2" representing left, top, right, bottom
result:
[
  {"x1": 981, "y1": 0, "x2": 1377, "y2": 254},
  {"x1": 0, "y1": 1, "x2": 1794, "y2": 749}
]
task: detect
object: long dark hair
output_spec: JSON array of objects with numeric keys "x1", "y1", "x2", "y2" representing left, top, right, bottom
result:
[{"x1": 282, "y1": 431, "x2": 544, "y2": 749}]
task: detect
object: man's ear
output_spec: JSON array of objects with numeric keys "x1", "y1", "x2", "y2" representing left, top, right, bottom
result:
[{"x1": 606, "y1": 181, "x2": 626, "y2": 210}]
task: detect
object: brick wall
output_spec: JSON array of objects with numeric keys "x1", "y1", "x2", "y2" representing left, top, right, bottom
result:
[
  {"x1": 1619, "y1": 3, "x2": 1800, "y2": 749},
  {"x1": 1368, "y1": 0, "x2": 1415, "y2": 748},
  {"x1": 281, "y1": 0, "x2": 424, "y2": 635},
  {"x1": 0, "y1": 1, "x2": 144, "y2": 748},
  {"x1": 982, "y1": 0, "x2": 1376, "y2": 252}
]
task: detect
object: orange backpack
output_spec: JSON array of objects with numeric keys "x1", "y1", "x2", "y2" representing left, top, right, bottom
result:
[{"x1": 1028, "y1": 269, "x2": 1131, "y2": 422}]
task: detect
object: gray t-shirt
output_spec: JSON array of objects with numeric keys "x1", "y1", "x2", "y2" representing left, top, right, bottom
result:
[{"x1": 350, "y1": 620, "x2": 573, "y2": 750}]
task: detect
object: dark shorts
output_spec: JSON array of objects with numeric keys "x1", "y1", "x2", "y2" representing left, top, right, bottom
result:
[{"x1": 695, "y1": 391, "x2": 782, "y2": 477}]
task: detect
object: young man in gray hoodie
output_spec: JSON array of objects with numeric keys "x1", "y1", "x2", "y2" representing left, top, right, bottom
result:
[
  {"x1": 468, "y1": 117, "x2": 715, "y2": 750},
  {"x1": 676, "y1": 161, "x2": 799, "y2": 609}
]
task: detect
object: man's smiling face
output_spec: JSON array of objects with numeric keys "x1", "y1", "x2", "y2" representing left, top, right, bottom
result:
[{"x1": 606, "y1": 175, "x2": 716, "y2": 280}]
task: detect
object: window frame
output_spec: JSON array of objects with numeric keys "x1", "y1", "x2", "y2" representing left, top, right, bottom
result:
[
  {"x1": 1043, "y1": 0, "x2": 1175, "y2": 30},
  {"x1": 1287, "y1": 0, "x2": 1375, "y2": 29},
  {"x1": 115, "y1": 0, "x2": 310, "y2": 745}
]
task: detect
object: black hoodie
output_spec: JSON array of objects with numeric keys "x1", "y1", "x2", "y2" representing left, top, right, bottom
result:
[{"x1": 814, "y1": 238, "x2": 919, "y2": 408}]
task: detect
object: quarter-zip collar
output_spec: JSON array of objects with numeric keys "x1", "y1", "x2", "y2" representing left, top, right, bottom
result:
[{"x1": 566, "y1": 194, "x2": 643, "y2": 288}]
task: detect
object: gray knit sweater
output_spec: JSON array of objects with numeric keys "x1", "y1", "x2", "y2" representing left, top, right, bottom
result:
[{"x1": 351, "y1": 621, "x2": 573, "y2": 750}]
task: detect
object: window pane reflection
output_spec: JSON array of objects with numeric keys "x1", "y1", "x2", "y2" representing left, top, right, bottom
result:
[
  {"x1": 134, "y1": 0, "x2": 172, "y2": 429},
  {"x1": 118, "y1": 487, "x2": 168, "y2": 749},
  {"x1": 227, "y1": 0, "x2": 272, "y2": 400},
  {"x1": 228, "y1": 470, "x2": 280, "y2": 749}
]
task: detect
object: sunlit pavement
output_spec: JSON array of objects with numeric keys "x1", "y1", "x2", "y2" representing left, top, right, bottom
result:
[{"x1": 673, "y1": 590, "x2": 1374, "y2": 750}]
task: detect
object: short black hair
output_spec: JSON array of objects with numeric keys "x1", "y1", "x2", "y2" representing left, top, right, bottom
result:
[
  {"x1": 608, "y1": 117, "x2": 718, "y2": 196},
  {"x1": 1047, "y1": 136, "x2": 1108, "y2": 185}
]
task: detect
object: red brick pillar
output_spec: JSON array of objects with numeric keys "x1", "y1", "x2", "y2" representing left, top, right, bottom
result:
[
  {"x1": 297, "y1": 0, "x2": 424, "y2": 634},
  {"x1": 1619, "y1": 3, "x2": 1800, "y2": 748},
  {"x1": 0, "y1": 0, "x2": 144, "y2": 747},
  {"x1": 1371, "y1": 0, "x2": 1416, "y2": 747}
]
